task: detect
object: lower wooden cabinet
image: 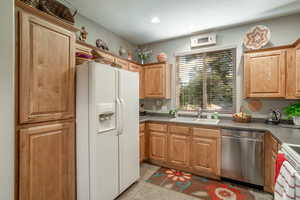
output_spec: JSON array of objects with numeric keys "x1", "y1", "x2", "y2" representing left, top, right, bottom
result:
[
  {"x1": 140, "y1": 132, "x2": 146, "y2": 161},
  {"x1": 264, "y1": 133, "x2": 279, "y2": 193},
  {"x1": 147, "y1": 123, "x2": 221, "y2": 179},
  {"x1": 139, "y1": 123, "x2": 146, "y2": 162},
  {"x1": 149, "y1": 131, "x2": 168, "y2": 162},
  {"x1": 168, "y1": 133, "x2": 190, "y2": 167},
  {"x1": 19, "y1": 121, "x2": 75, "y2": 200},
  {"x1": 191, "y1": 128, "x2": 221, "y2": 178}
]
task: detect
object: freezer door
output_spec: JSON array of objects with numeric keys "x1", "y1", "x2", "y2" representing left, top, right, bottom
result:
[
  {"x1": 89, "y1": 63, "x2": 119, "y2": 200},
  {"x1": 118, "y1": 69, "x2": 140, "y2": 193}
]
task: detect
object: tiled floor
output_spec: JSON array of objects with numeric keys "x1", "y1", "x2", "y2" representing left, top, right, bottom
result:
[{"x1": 117, "y1": 163, "x2": 273, "y2": 200}]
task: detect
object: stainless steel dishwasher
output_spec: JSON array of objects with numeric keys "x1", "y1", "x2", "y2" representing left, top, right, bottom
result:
[{"x1": 221, "y1": 128, "x2": 264, "y2": 186}]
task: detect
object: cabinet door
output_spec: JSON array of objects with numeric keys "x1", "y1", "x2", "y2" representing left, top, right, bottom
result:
[
  {"x1": 264, "y1": 134, "x2": 279, "y2": 193},
  {"x1": 144, "y1": 64, "x2": 165, "y2": 98},
  {"x1": 244, "y1": 50, "x2": 286, "y2": 98},
  {"x1": 140, "y1": 131, "x2": 145, "y2": 162},
  {"x1": 191, "y1": 128, "x2": 220, "y2": 177},
  {"x1": 139, "y1": 67, "x2": 145, "y2": 99},
  {"x1": 149, "y1": 131, "x2": 167, "y2": 162},
  {"x1": 168, "y1": 133, "x2": 190, "y2": 167},
  {"x1": 19, "y1": 122, "x2": 75, "y2": 200},
  {"x1": 19, "y1": 11, "x2": 75, "y2": 124},
  {"x1": 295, "y1": 43, "x2": 300, "y2": 97},
  {"x1": 288, "y1": 43, "x2": 300, "y2": 98}
]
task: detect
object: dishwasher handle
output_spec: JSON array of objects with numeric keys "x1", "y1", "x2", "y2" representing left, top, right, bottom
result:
[
  {"x1": 221, "y1": 129, "x2": 264, "y2": 140},
  {"x1": 222, "y1": 135, "x2": 263, "y2": 143}
]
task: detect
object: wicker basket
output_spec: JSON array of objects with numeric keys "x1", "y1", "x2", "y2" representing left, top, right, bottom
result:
[
  {"x1": 39, "y1": 0, "x2": 77, "y2": 24},
  {"x1": 232, "y1": 114, "x2": 252, "y2": 123},
  {"x1": 20, "y1": 0, "x2": 40, "y2": 8}
]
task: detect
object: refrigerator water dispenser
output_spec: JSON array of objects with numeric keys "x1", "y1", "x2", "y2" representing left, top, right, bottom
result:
[{"x1": 96, "y1": 103, "x2": 116, "y2": 133}]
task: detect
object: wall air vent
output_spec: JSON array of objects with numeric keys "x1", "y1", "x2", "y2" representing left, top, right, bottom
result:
[{"x1": 191, "y1": 33, "x2": 217, "y2": 48}]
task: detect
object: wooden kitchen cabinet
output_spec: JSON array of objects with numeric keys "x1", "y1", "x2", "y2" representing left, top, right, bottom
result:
[
  {"x1": 139, "y1": 123, "x2": 146, "y2": 162},
  {"x1": 149, "y1": 131, "x2": 168, "y2": 162},
  {"x1": 295, "y1": 42, "x2": 300, "y2": 97},
  {"x1": 191, "y1": 128, "x2": 221, "y2": 178},
  {"x1": 264, "y1": 133, "x2": 280, "y2": 193},
  {"x1": 129, "y1": 63, "x2": 141, "y2": 72},
  {"x1": 168, "y1": 133, "x2": 190, "y2": 167},
  {"x1": 16, "y1": 5, "x2": 77, "y2": 200},
  {"x1": 18, "y1": 11, "x2": 75, "y2": 124},
  {"x1": 139, "y1": 67, "x2": 145, "y2": 99},
  {"x1": 19, "y1": 122, "x2": 75, "y2": 200},
  {"x1": 115, "y1": 58, "x2": 129, "y2": 70},
  {"x1": 244, "y1": 50, "x2": 286, "y2": 98},
  {"x1": 145, "y1": 122, "x2": 221, "y2": 179},
  {"x1": 144, "y1": 63, "x2": 171, "y2": 98},
  {"x1": 286, "y1": 41, "x2": 300, "y2": 98}
]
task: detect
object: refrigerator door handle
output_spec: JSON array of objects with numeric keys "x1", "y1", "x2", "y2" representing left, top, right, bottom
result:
[
  {"x1": 116, "y1": 98, "x2": 122, "y2": 135},
  {"x1": 119, "y1": 98, "x2": 125, "y2": 135}
]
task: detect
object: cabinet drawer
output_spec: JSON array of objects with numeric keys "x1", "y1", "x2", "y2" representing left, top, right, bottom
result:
[
  {"x1": 95, "y1": 50, "x2": 115, "y2": 63},
  {"x1": 148, "y1": 123, "x2": 167, "y2": 132},
  {"x1": 193, "y1": 127, "x2": 220, "y2": 138},
  {"x1": 129, "y1": 63, "x2": 140, "y2": 72},
  {"x1": 75, "y1": 43, "x2": 92, "y2": 55},
  {"x1": 139, "y1": 123, "x2": 145, "y2": 132},
  {"x1": 115, "y1": 58, "x2": 129, "y2": 70},
  {"x1": 169, "y1": 125, "x2": 190, "y2": 135}
]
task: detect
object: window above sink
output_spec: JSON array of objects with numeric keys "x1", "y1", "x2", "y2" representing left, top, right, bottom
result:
[{"x1": 175, "y1": 48, "x2": 236, "y2": 114}]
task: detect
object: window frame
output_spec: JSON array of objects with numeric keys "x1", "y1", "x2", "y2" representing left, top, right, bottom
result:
[{"x1": 175, "y1": 47, "x2": 237, "y2": 114}]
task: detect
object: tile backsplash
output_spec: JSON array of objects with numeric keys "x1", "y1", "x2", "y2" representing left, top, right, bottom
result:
[{"x1": 141, "y1": 98, "x2": 298, "y2": 119}]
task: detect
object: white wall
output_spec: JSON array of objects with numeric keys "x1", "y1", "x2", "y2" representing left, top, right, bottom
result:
[
  {"x1": 75, "y1": 14, "x2": 137, "y2": 56},
  {"x1": 0, "y1": 0, "x2": 15, "y2": 199},
  {"x1": 141, "y1": 13, "x2": 300, "y2": 117}
]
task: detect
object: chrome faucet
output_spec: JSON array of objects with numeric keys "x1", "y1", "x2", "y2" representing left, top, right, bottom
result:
[{"x1": 197, "y1": 107, "x2": 202, "y2": 119}]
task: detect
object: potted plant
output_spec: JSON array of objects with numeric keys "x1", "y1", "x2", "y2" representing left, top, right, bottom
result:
[
  {"x1": 283, "y1": 101, "x2": 300, "y2": 125},
  {"x1": 136, "y1": 48, "x2": 152, "y2": 64},
  {"x1": 169, "y1": 109, "x2": 178, "y2": 118}
]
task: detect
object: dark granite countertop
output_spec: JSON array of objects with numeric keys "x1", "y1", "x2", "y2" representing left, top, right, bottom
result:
[{"x1": 139, "y1": 115, "x2": 300, "y2": 145}]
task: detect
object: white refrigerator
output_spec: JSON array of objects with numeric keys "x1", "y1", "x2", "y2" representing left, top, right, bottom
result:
[{"x1": 76, "y1": 61, "x2": 140, "y2": 200}]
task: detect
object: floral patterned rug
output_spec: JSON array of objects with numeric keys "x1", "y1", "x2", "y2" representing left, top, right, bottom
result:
[{"x1": 146, "y1": 167, "x2": 256, "y2": 200}]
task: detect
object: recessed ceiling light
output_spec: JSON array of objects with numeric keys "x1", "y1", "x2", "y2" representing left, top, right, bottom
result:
[{"x1": 151, "y1": 17, "x2": 160, "y2": 24}]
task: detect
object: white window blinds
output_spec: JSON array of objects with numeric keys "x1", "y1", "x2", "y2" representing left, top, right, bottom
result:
[{"x1": 176, "y1": 48, "x2": 235, "y2": 113}]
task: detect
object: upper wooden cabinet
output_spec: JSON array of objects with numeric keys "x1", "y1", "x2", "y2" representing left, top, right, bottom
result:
[
  {"x1": 139, "y1": 67, "x2": 145, "y2": 99},
  {"x1": 295, "y1": 43, "x2": 300, "y2": 97},
  {"x1": 129, "y1": 63, "x2": 141, "y2": 72},
  {"x1": 19, "y1": 122, "x2": 75, "y2": 200},
  {"x1": 191, "y1": 127, "x2": 221, "y2": 179},
  {"x1": 244, "y1": 39, "x2": 300, "y2": 99},
  {"x1": 244, "y1": 50, "x2": 286, "y2": 98},
  {"x1": 144, "y1": 63, "x2": 171, "y2": 99},
  {"x1": 115, "y1": 58, "x2": 129, "y2": 70},
  {"x1": 286, "y1": 41, "x2": 300, "y2": 98},
  {"x1": 18, "y1": 11, "x2": 75, "y2": 124}
]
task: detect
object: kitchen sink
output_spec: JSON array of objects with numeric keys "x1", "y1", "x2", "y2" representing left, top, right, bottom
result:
[{"x1": 170, "y1": 117, "x2": 220, "y2": 125}]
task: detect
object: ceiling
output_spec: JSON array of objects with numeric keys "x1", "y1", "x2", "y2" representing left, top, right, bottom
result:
[{"x1": 69, "y1": 0, "x2": 300, "y2": 45}]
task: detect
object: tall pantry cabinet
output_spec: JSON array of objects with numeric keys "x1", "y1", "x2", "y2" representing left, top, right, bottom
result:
[{"x1": 16, "y1": 4, "x2": 77, "y2": 200}]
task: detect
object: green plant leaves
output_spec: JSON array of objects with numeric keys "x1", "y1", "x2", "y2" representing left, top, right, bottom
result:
[{"x1": 284, "y1": 101, "x2": 300, "y2": 119}]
